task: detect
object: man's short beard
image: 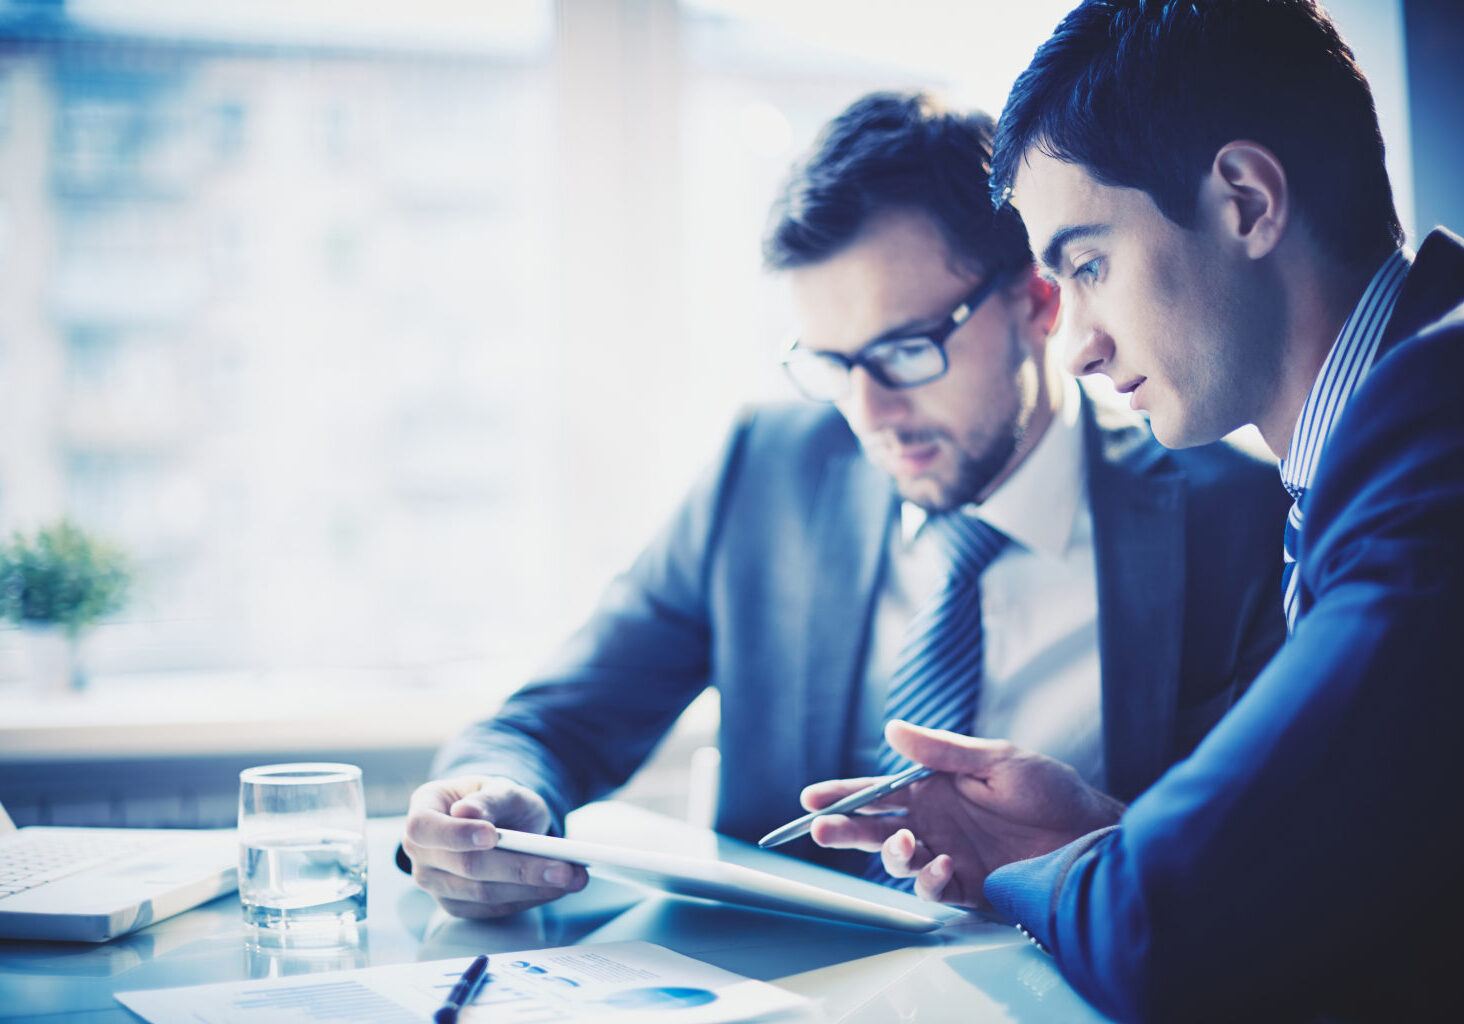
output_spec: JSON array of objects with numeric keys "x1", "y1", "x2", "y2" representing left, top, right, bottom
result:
[
  {"x1": 893, "y1": 322, "x2": 1040, "y2": 514},
  {"x1": 908, "y1": 421, "x2": 1024, "y2": 514}
]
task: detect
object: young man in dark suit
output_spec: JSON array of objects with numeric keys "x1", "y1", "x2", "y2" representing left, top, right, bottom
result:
[
  {"x1": 806, "y1": 3, "x2": 1464, "y2": 1021},
  {"x1": 399, "y1": 92, "x2": 1288, "y2": 921}
]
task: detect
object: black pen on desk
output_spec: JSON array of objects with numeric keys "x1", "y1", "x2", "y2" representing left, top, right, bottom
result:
[
  {"x1": 757, "y1": 764, "x2": 934, "y2": 849},
  {"x1": 435, "y1": 954, "x2": 489, "y2": 1024}
]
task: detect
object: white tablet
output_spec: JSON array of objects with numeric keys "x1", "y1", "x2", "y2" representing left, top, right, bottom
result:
[{"x1": 492, "y1": 828, "x2": 945, "y2": 933}]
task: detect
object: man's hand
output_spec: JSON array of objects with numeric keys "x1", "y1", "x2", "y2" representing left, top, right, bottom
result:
[
  {"x1": 804, "y1": 721, "x2": 1125, "y2": 908},
  {"x1": 401, "y1": 776, "x2": 588, "y2": 919}
]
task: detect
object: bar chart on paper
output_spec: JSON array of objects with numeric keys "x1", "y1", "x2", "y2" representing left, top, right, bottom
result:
[{"x1": 115, "y1": 941, "x2": 812, "y2": 1023}]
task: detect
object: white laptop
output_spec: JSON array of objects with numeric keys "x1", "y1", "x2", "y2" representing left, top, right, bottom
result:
[{"x1": 0, "y1": 798, "x2": 238, "y2": 942}]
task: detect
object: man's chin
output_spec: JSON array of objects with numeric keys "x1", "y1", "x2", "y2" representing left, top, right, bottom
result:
[
  {"x1": 895, "y1": 477, "x2": 960, "y2": 514},
  {"x1": 1149, "y1": 409, "x2": 1222, "y2": 451},
  {"x1": 894, "y1": 449, "x2": 1014, "y2": 512}
]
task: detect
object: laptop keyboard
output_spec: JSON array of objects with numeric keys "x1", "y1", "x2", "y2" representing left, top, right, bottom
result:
[{"x1": 0, "y1": 831, "x2": 159, "y2": 899}]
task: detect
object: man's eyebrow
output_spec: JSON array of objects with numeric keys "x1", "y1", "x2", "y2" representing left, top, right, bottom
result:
[
  {"x1": 805, "y1": 311, "x2": 945, "y2": 355},
  {"x1": 867, "y1": 310, "x2": 948, "y2": 344},
  {"x1": 1039, "y1": 224, "x2": 1109, "y2": 274},
  {"x1": 810, "y1": 296, "x2": 965, "y2": 353}
]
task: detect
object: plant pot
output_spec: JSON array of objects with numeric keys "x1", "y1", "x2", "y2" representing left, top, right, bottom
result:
[{"x1": 21, "y1": 624, "x2": 83, "y2": 693}]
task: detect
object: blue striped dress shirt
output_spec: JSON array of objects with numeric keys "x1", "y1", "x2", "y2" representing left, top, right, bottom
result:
[{"x1": 1279, "y1": 248, "x2": 1410, "y2": 629}]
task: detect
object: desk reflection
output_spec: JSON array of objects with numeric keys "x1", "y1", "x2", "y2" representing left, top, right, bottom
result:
[{"x1": 0, "y1": 806, "x2": 1116, "y2": 1023}]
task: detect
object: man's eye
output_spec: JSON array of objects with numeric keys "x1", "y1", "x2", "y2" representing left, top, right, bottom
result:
[
  {"x1": 887, "y1": 340, "x2": 931, "y2": 360},
  {"x1": 1072, "y1": 257, "x2": 1102, "y2": 282},
  {"x1": 869, "y1": 339, "x2": 929, "y2": 367}
]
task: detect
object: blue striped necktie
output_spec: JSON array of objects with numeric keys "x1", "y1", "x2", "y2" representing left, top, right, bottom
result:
[
  {"x1": 866, "y1": 512, "x2": 1009, "y2": 887},
  {"x1": 1282, "y1": 494, "x2": 1304, "y2": 633}
]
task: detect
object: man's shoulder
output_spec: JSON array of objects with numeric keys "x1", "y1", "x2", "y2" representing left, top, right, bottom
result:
[
  {"x1": 701, "y1": 402, "x2": 880, "y2": 537},
  {"x1": 1299, "y1": 289, "x2": 1464, "y2": 614},
  {"x1": 1357, "y1": 262, "x2": 1464, "y2": 413},
  {"x1": 728, "y1": 401, "x2": 859, "y2": 460},
  {"x1": 1343, "y1": 294, "x2": 1464, "y2": 434},
  {"x1": 1381, "y1": 227, "x2": 1464, "y2": 349},
  {"x1": 1409, "y1": 287, "x2": 1464, "y2": 345},
  {"x1": 1306, "y1": 292, "x2": 1464, "y2": 536}
]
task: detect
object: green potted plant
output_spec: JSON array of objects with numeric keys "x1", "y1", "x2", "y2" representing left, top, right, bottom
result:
[{"x1": 0, "y1": 521, "x2": 132, "y2": 692}]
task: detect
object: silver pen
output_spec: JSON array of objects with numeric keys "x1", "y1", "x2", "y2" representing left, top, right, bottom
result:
[{"x1": 757, "y1": 764, "x2": 934, "y2": 848}]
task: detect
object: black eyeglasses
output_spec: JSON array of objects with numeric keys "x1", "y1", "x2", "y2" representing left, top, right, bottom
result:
[{"x1": 781, "y1": 270, "x2": 1012, "y2": 402}]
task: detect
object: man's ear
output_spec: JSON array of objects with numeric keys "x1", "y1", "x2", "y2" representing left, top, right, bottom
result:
[
  {"x1": 1013, "y1": 266, "x2": 1060, "y2": 335},
  {"x1": 1206, "y1": 141, "x2": 1289, "y2": 259}
]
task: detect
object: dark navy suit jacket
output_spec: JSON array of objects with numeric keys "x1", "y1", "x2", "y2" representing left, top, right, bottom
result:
[
  {"x1": 435, "y1": 386, "x2": 1288, "y2": 876},
  {"x1": 986, "y1": 230, "x2": 1464, "y2": 1023}
]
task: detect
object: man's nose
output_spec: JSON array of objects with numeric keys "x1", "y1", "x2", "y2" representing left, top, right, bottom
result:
[
  {"x1": 1064, "y1": 318, "x2": 1116, "y2": 378},
  {"x1": 841, "y1": 366, "x2": 910, "y2": 432}
]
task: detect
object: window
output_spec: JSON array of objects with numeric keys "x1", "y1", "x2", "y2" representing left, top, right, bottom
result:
[{"x1": 0, "y1": 0, "x2": 1409, "y2": 720}]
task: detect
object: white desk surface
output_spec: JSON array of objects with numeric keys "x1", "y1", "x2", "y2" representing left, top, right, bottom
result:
[{"x1": 0, "y1": 801, "x2": 1114, "y2": 1023}]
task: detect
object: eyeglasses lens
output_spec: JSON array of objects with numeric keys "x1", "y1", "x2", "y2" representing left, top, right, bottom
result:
[
  {"x1": 784, "y1": 338, "x2": 947, "y2": 401},
  {"x1": 871, "y1": 339, "x2": 944, "y2": 386}
]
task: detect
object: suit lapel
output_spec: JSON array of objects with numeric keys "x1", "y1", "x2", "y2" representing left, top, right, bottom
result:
[
  {"x1": 799, "y1": 450, "x2": 896, "y2": 786},
  {"x1": 1084, "y1": 393, "x2": 1186, "y2": 801},
  {"x1": 1380, "y1": 229, "x2": 1464, "y2": 355}
]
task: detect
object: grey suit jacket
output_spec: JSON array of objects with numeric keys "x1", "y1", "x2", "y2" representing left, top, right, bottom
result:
[{"x1": 436, "y1": 388, "x2": 1289, "y2": 873}]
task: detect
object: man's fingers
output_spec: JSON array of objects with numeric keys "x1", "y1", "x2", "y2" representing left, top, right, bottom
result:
[
  {"x1": 401, "y1": 776, "x2": 577, "y2": 921},
  {"x1": 402, "y1": 839, "x2": 586, "y2": 890},
  {"x1": 405, "y1": 777, "x2": 553, "y2": 850},
  {"x1": 885, "y1": 720, "x2": 1014, "y2": 776},
  {"x1": 879, "y1": 828, "x2": 930, "y2": 878},
  {"x1": 448, "y1": 783, "x2": 551, "y2": 833},
  {"x1": 404, "y1": 806, "x2": 499, "y2": 852},
  {"x1": 449, "y1": 795, "x2": 492, "y2": 819},
  {"x1": 807, "y1": 813, "x2": 902, "y2": 852},
  {"x1": 411, "y1": 856, "x2": 585, "y2": 904},
  {"x1": 408, "y1": 776, "x2": 495, "y2": 815},
  {"x1": 801, "y1": 775, "x2": 917, "y2": 815},
  {"x1": 800, "y1": 776, "x2": 884, "y2": 811},
  {"x1": 913, "y1": 854, "x2": 955, "y2": 903}
]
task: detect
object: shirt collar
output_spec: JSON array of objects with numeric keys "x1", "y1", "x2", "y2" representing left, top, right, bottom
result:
[
  {"x1": 902, "y1": 376, "x2": 1085, "y2": 559},
  {"x1": 1278, "y1": 248, "x2": 1411, "y2": 499}
]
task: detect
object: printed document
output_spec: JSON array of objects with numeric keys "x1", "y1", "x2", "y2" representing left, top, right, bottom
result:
[{"x1": 116, "y1": 939, "x2": 812, "y2": 1023}]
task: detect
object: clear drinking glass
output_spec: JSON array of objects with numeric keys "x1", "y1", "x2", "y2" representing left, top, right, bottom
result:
[{"x1": 237, "y1": 763, "x2": 368, "y2": 933}]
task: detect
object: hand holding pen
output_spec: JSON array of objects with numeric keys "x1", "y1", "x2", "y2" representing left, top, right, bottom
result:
[
  {"x1": 758, "y1": 764, "x2": 934, "y2": 849},
  {"x1": 793, "y1": 721, "x2": 1126, "y2": 907}
]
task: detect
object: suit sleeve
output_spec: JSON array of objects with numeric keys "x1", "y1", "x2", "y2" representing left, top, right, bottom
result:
[
  {"x1": 430, "y1": 412, "x2": 753, "y2": 832},
  {"x1": 986, "y1": 327, "x2": 1464, "y2": 1024}
]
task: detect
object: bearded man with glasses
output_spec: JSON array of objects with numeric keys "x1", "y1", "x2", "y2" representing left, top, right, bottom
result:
[{"x1": 398, "y1": 91, "x2": 1289, "y2": 921}]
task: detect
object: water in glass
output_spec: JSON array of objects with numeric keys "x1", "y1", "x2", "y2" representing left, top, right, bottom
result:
[{"x1": 239, "y1": 828, "x2": 367, "y2": 929}]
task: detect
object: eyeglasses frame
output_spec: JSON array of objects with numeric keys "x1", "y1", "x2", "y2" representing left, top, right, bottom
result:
[{"x1": 780, "y1": 268, "x2": 1015, "y2": 401}]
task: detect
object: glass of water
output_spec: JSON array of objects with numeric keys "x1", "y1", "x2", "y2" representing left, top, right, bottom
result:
[{"x1": 237, "y1": 763, "x2": 368, "y2": 935}]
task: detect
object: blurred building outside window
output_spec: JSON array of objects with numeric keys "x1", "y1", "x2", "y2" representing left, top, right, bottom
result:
[{"x1": 0, "y1": 0, "x2": 1411, "y2": 756}]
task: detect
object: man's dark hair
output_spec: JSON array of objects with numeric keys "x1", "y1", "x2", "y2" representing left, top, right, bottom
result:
[
  {"x1": 990, "y1": 0, "x2": 1403, "y2": 268},
  {"x1": 764, "y1": 91, "x2": 1033, "y2": 276}
]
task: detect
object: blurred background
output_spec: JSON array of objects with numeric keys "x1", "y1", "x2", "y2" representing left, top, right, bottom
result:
[{"x1": 0, "y1": 0, "x2": 1455, "y2": 826}]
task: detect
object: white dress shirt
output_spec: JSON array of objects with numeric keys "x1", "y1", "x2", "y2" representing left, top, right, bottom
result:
[{"x1": 854, "y1": 377, "x2": 1105, "y2": 788}]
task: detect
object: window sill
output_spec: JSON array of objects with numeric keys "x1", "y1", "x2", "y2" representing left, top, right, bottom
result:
[
  {"x1": 0, "y1": 667, "x2": 506, "y2": 761},
  {"x1": 0, "y1": 668, "x2": 719, "y2": 830}
]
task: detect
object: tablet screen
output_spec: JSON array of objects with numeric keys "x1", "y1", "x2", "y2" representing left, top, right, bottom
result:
[{"x1": 492, "y1": 829, "x2": 946, "y2": 933}]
